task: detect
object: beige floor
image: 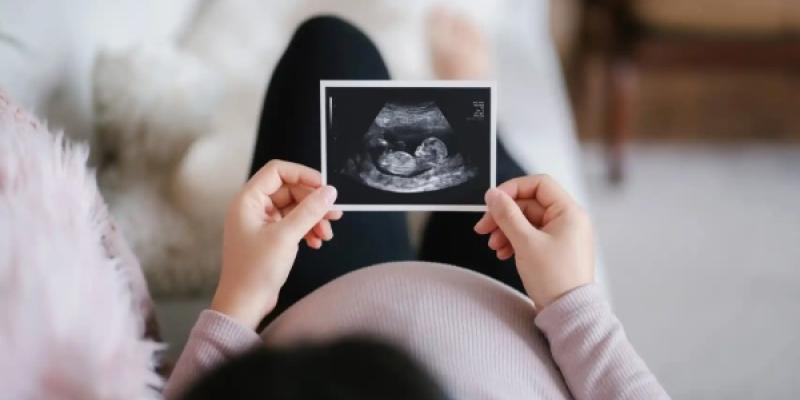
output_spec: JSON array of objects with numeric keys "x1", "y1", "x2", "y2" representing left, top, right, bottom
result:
[
  {"x1": 581, "y1": 143, "x2": 800, "y2": 399},
  {"x1": 157, "y1": 142, "x2": 800, "y2": 398}
]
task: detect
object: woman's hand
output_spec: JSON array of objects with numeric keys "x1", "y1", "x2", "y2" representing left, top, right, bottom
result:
[
  {"x1": 474, "y1": 175, "x2": 594, "y2": 309},
  {"x1": 211, "y1": 160, "x2": 341, "y2": 330}
]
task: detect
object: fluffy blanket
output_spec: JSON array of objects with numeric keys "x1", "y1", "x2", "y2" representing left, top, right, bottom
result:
[{"x1": 0, "y1": 91, "x2": 161, "y2": 399}]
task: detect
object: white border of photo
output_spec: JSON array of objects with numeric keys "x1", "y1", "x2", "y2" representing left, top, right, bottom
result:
[{"x1": 320, "y1": 80, "x2": 496, "y2": 212}]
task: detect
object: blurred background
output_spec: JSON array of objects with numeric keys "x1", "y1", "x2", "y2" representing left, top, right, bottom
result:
[{"x1": 1, "y1": 0, "x2": 798, "y2": 398}]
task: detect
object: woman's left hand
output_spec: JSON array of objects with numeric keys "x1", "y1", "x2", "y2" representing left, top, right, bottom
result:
[{"x1": 211, "y1": 160, "x2": 341, "y2": 330}]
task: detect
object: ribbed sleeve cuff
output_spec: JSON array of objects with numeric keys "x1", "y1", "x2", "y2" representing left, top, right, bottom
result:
[
  {"x1": 194, "y1": 309, "x2": 262, "y2": 353},
  {"x1": 534, "y1": 283, "x2": 608, "y2": 332}
]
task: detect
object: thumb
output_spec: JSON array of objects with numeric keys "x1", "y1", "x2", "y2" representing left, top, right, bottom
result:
[
  {"x1": 486, "y1": 188, "x2": 538, "y2": 248},
  {"x1": 281, "y1": 185, "x2": 337, "y2": 241}
]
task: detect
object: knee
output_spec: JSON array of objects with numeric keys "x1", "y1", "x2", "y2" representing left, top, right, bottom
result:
[
  {"x1": 286, "y1": 15, "x2": 389, "y2": 79},
  {"x1": 292, "y1": 15, "x2": 365, "y2": 47}
]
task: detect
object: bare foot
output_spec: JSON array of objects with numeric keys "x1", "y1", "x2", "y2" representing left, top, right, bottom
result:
[{"x1": 427, "y1": 6, "x2": 490, "y2": 80}]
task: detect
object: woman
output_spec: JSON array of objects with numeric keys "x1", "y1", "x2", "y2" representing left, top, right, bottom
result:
[{"x1": 164, "y1": 14, "x2": 669, "y2": 400}]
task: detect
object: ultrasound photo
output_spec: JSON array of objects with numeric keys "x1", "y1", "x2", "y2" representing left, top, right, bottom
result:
[{"x1": 321, "y1": 81, "x2": 495, "y2": 211}]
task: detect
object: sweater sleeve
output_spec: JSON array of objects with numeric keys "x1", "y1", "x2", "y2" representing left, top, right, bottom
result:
[
  {"x1": 534, "y1": 284, "x2": 670, "y2": 400},
  {"x1": 163, "y1": 310, "x2": 262, "y2": 400}
]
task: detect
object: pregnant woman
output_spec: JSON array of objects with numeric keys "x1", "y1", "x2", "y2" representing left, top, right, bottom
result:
[{"x1": 164, "y1": 13, "x2": 670, "y2": 400}]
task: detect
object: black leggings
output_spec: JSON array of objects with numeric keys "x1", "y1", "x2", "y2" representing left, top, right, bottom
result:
[{"x1": 251, "y1": 16, "x2": 527, "y2": 316}]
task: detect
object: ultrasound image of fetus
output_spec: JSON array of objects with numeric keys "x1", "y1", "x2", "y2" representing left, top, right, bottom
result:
[{"x1": 342, "y1": 101, "x2": 478, "y2": 193}]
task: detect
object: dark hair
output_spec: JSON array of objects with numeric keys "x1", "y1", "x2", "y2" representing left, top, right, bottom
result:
[{"x1": 181, "y1": 336, "x2": 449, "y2": 400}]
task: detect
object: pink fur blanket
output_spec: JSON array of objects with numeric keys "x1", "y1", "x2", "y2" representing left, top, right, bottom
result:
[{"x1": 0, "y1": 90, "x2": 162, "y2": 399}]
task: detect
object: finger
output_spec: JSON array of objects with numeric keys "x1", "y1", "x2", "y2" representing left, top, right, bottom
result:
[
  {"x1": 326, "y1": 209, "x2": 343, "y2": 221},
  {"x1": 312, "y1": 221, "x2": 324, "y2": 239},
  {"x1": 281, "y1": 185, "x2": 337, "y2": 241},
  {"x1": 313, "y1": 219, "x2": 334, "y2": 241},
  {"x1": 475, "y1": 197, "x2": 547, "y2": 234},
  {"x1": 474, "y1": 212, "x2": 497, "y2": 234},
  {"x1": 283, "y1": 204, "x2": 341, "y2": 222},
  {"x1": 276, "y1": 191, "x2": 342, "y2": 222},
  {"x1": 246, "y1": 160, "x2": 322, "y2": 200},
  {"x1": 269, "y1": 186, "x2": 296, "y2": 210},
  {"x1": 517, "y1": 199, "x2": 547, "y2": 228},
  {"x1": 305, "y1": 234, "x2": 323, "y2": 249},
  {"x1": 268, "y1": 176, "x2": 322, "y2": 210},
  {"x1": 487, "y1": 229, "x2": 509, "y2": 250},
  {"x1": 286, "y1": 219, "x2": 328, "y2": 245},
  {"x1": 288, "y1": 202, "x2": 330, "y2": 241},
  {"x1": 497, "y1": 174, "x2": 575, "y2": 210},
  {"x1": 496, "y1": 246, "x2": 514, "y2": 260},
  {"x1": 485, "y1": 188, "x2": 539, "y2": 248},
  {"x1": 269, "y1": 186, "x2": 293, "y2": 209},
  {"x1": 283, "y1": 201, "x2": 330, "y2": 242}
]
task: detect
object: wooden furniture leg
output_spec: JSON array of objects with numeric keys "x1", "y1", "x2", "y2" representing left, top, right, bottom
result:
[{"x1": 606, "y1": 57, "x2": 636, "y2": 183}]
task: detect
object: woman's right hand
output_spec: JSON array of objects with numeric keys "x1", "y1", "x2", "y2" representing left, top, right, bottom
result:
[
  {"x1": 474, "y1": 175, "x2": 595, "y2": 310},
  {"x1": 211, "y1": 160, "x2": 340, "y2": 330}
]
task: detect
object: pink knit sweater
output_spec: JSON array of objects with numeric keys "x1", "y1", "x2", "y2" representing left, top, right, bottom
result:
[{"x1": 164, "y1": 262, "x2": 669, "y2": 399}]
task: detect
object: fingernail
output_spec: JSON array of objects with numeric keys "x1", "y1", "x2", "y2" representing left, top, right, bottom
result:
[
  {"x1": 485, "y1": 188, "x2": 500, "y2": 206},
  {"x1": 322, "y1": 185, "x2": 337, "y2": 205}
]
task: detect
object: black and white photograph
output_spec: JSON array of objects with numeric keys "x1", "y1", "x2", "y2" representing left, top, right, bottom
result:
[{"x1": 321, "y1": 81, "x2": 496, "y2": 211}]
